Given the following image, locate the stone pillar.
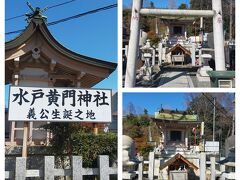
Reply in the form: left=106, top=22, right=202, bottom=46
left=212, top=0, right=225, bottom=70
left=191, top=43, right=196, bottom=66
left=200, top=17, right=203, bottom=43
left=15, top=157, right=26, bottom=180
left=220, top=164, right=225, bottom=172
left=125, top=0, right=142, bottom=87
left=199, top=48, right=202, bottom=65
left=154, top=159, right=160, bottom=177
left=125, top=45, right=128, bottom=57
left=44, top=156, right=55, bottom=180
left=158, top=43, right=163, bottom=65
left=220, top=165, right=225, bottom=180
left=200, top=152, right=206, bottom=180
left=152, top=49, right=156, bottom=66
left=99, top=155, right=117, bottom=180
left=163, top=130, right=166, bottom=146
left=148, top=152, right=155, bottom=180
left=185, top=130, right=188, bottom=147
left=184, top=27, right=187, bottom=39
left=201, top=122, right=205, bottom=136
left=138, top=156, right=143, bottom=180
left=200, top=17, right=203, bottom=29
left=72, top=156, right=83, bottom=180
left=210, top=157, right=216, bottom=180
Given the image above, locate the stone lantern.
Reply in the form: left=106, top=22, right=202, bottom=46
left=197, top=54, right=213, bottom=82
left=122, top=135, right=139, bottom=179
left=138, top=39, right=154, bottom=81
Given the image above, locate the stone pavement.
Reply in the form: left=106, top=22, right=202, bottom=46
left=158, top=70, right=194, bottom=88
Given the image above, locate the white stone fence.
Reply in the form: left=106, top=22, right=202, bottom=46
left=5, top=155, right=117, bottom=180
left=135, top=152, right=233, bottom=180
left=127, top=152, right=156, bottom=180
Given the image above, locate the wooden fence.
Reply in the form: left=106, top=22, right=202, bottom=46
left=5, top=155, right=117, bottom=180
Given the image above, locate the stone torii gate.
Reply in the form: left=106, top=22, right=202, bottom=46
left=125, top=0, right=225, bottom=88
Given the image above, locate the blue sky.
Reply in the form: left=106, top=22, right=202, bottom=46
left=123, top=92, right=189, bottom=115
left=5, top=0, right=118, bottom=90
left=123, top=92, right=235, bottom=116
left=123, top=0, right=190, bottom=9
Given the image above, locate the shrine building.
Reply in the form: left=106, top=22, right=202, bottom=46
left=152, top=110, right=202, bottom=179
left=5, top=12, right=117, bottom=146
left=152, top=110, right=202, bottom=154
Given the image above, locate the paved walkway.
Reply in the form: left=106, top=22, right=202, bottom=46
left=158, top=71, right=194, bottom=88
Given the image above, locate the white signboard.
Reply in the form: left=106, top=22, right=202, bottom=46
left=8, top=86, right=112, bottom=122
left=205, top=141, right=219, bottom=153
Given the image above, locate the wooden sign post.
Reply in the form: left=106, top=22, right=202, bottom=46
left=22, top=122, right=29, bottom=157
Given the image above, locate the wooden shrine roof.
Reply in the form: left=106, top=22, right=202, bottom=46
left=5, top=17, right=117, bottom=87
left=166, top=44, right=191, bottom=56
left=160, top=153, right=198, bottom=170
left=154, top=112, right=198, bottom=122
left=152, top=112, right=201, bottom=128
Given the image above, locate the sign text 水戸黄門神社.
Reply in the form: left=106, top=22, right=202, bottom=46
left=8, top=86, right=112, bottom=122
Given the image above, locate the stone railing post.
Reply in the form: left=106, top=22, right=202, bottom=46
left=44, top=156, right=55, bottom=180
left=148, top=152, right=155, bottom=180
left=200, top=152, right=206, bottom=180
left=72, top=156, right=83, bottom=180
left=15, top=157, right=26, bottom=180
left=138, top=156, right=143, bottom=180
left=98, top=155, right=117, bottom=180
left=210, top=156, right=216, bottom=180
left=220, top=164, right=226, bottom=180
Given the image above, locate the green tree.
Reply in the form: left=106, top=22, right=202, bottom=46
left=144, top=108, right=148, bottom=115
left=43, top=123, right=117, bottom=167
left=178, top=3, right=188, bottom=9
left=72, top=132, right=117, bottom=167
left=126, top=102, right=136, bottom=115
left=123, top=111, right=150, bottom=139
left=149, top=1, right=155, bottom=8
left=140, top=145, right=154, bottom=159
left=147, top=30, right=160, bottom=45
left=190, top=0, right=235, bottom=40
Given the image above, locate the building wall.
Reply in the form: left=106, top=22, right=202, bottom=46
left=8, top=67, right=49, bottom=145
left=109, top=92, right=118, bottom=132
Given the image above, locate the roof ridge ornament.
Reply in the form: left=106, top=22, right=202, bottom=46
left=25, top=1, right=48, bottom=23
